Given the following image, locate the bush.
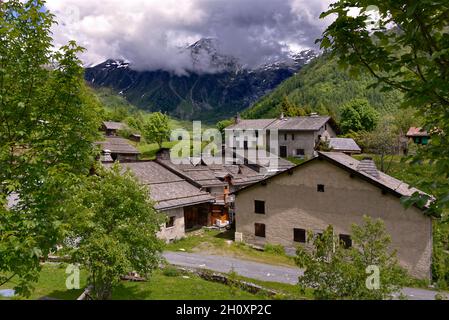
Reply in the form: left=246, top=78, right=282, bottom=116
left=162, top=267, right=181, bottom=278
left=264, top=244, right=285, bottom=256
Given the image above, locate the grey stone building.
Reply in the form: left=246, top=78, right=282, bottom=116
left=225, top=114, right=337, bottom=159
left=233, top=152, right=432, bottom=279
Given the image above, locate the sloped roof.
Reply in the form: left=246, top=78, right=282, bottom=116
left=97, top=137, right=140, bottom=154
left=235, top=152, right=430, bottom=209
left=225, top=116, right=331, bottom=131
left=156, top=156, right=270, bottom=188
left=268, top=116, right=331, bottom=131
left=329, top=138, right=361, bottom=153
left=406, top=127, right=429, bottom=137
left=226, top=119, right=277, bottom=130
left=319, top=152, right=428, bottom=198
left=157, top=159, right=228, bottom=188
left=103, top=121, right=126, bottom=130
left=103, top=161, right=214, bottom=210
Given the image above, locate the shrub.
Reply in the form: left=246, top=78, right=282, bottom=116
left=162, top=267, right=181, bottom=278
left=264, top=244, right=286, bottom=256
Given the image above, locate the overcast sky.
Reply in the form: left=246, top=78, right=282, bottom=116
left=46, top=0, right=334, bottom=73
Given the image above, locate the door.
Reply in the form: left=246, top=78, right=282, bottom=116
left=279, top=146, right=287, bottom=158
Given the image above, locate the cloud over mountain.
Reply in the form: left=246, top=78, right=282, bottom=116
left=46, top=0, right=333, bottom=74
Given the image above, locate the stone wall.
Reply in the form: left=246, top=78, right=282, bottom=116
left=157, top=207, right=185, bottom=242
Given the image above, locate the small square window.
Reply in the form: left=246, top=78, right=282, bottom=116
left=254, top=200, right=265, bottom=214
left=339, top=234, right=352, bottom=248
left=255, top=223, right=266, bottom=238
left=166, top=216, right=175, bottom=228
left=317, top=184, right=325, bottom=192
left=293, top=228, right=306, bottom=243
left=296, top=149, right=305, bottom=156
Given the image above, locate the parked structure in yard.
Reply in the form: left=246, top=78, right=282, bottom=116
left=329, top=138, right=361, bottom=154
left=233, top=152, right=432, bottom=279
left=406, top=127, right=430, bottom=145
left=225, top=114, right=337, bottom=159
left=104, top=161, right=215, bottom=242
left=101, top=121, right=127, bottom=136
left=97, top=136, right=140, bottom=162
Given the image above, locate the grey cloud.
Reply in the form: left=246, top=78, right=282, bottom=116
left=46, top=0, right=333, bottom=73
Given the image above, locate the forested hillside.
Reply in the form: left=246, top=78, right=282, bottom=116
left=243, top=54, right=404, bottom=120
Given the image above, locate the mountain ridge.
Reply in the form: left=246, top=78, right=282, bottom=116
left=84, top=38, right=317, bottom=123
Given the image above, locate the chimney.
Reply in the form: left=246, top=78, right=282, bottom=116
left=156, top=148, right=171, bottom=161
left=279, top=112, right=285, bottom=120
left=234, top=113, right=241, bottom=124
left=357, top=157, right=380, bottom=179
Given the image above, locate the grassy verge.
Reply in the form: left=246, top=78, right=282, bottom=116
left=0, top=263, right=267, bottom=300
left=0, top=263, right=87, bottom=300
left=166, top=229, right=296, bottom=267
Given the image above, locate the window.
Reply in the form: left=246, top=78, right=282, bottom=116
left=291, top=134, right=295, bottom=140
left=284, top=133, right=288, bottom=140
left=293, top=228, right=306, bottom=243
left=255, top=223, right=266, bottom=238
left=317, top=184, right=325, bottom=192
left=295, top=149, right=305, bottom=156
left=315, top=232, right=324, bottom=240
left=254, top=200, right=265, bottom=214
left=339, top=234, right=352, bottom=248
left=166, top=216, right=175, bottom=228
left=244, top=141, right=248, bottom=150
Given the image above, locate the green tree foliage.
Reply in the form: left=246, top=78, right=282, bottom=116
left=361, top=117, right=400, bottom=172
left=433, top=222, right=449, bottom=289
left=279, top=96, right=307, bottom=117
left=243, top=54, right=403, bottom=120
left=143, top=112, right=171, bottom=148
left=339, top=99, right=380, bottom=133
left=0, top=0, right=102, bottom=295
left=216, top=119, right=234, bottom=136
left=295, top=217, right=406, bottom=300
left=67, top=164, right=165, bottom=300
left=319, top=0, right=449, bottom=217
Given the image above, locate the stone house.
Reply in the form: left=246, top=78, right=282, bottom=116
left=225, top=114, right=337, bottom=159
left=104, top=161, right=215, bottom=242
left=406, top=127, right=430, bottom=145
left=233, top=152, right=432, bottom=279
left=155, top=149, right=274, bottom=226
left=101, top=121, right=126, bottom=136
left=96, top=136, right=140, bottom=162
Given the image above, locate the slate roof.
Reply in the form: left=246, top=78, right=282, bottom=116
left=156, top=157, right=269, bottom=188
left=235, top=152, right=430, bottom=207
left=319, top=152, right=427, bottom=198
left=103, top=161, right=214, bottom=210
left=406, top=127, right=429, bottom=137
left=226, top=119, right=277, bottom=130
left=226, top=116, right=331, bottom=131
left=103, top=121, right=126, bottom=131
left=268, top=116, right=331, bottom=131
left=97, top=137, right=140, bottom=154
left=329, top=138, right=362, bottom=153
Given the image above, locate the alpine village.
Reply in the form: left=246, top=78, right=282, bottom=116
left=1, top=0, right=449, bottom=302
